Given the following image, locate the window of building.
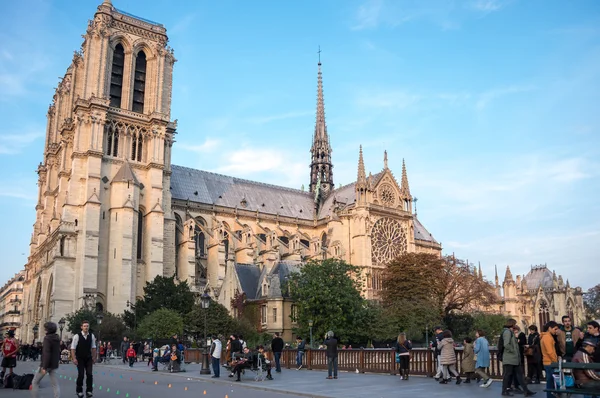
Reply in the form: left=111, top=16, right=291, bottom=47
left=195, top=227, right=205, bottom=258
left=132, top=51, right=146, bottom=113
left=261, top=305, right=267, bottom=324
left=131, top=133, right=143, bottom=162
left=291, top=304, right=297, bottom=322
left=109, top=44, right=125, bottom=108
left=105, top=125, right=119, bottom=157
left=273, top=308, right=277, bottom=323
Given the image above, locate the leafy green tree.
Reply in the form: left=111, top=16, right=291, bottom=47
left=184, top=300, right=237, bottom=339
left=287, top=258, right=368, bottom=344
left=584, top=284, right=600, bottom=320
left=64, top=309, right=125, bottom=342
left=125, top=275, right=195, bottom=328
left=136, top=308, right=183, bottom=340
left=472, top=312, right=507, bottom=341
left=443, top=313, right=474, bottom=341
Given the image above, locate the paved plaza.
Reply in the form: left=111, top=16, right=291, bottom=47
left=1, top=360, right=547, bottom=398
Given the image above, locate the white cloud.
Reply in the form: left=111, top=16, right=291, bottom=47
left=0, top=130, right=44, bottom=155
left=476, top=84, right=536, bottom=109
left=469, top=0, right=507, bottom=14
left=352, top=0, right=384, bottom=30
left=246, top=111, right=312, bottom=124
left=179, top=137, right=220, bottom=153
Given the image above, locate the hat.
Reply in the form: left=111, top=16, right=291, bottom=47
left=6, top=330, right=15, bottom=337
left=582, top=339, right=597, bottom=348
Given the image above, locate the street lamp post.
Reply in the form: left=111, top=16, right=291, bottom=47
left=200, top=293, right=211, bottom=375
left=96, top=312, right=104, bottom=362
left=308, top=320, right=313, bottom=349
left=58, top=318, right=66, bottom=342
left=32, top=323, right=39, bottom=345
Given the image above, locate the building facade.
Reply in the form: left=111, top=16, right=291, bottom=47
left=489, top=265, right=585, bottom=329
left=0, top=271, right=25, bottom=339
left=21, top=0, right=442, bottom=342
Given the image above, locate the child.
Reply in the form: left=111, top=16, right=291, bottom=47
left=126, top=343, right=136, bottom=367
left=461, top=337, right=475, bottom=383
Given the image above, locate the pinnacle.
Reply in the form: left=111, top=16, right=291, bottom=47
left=357, top=145, right=366, bottom=185
left=400, top=158, right=410, bottom=196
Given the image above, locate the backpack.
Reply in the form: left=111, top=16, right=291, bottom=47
left=3, top=373, right=15, bottom=389
left=12, top=374, right=34, bottom=390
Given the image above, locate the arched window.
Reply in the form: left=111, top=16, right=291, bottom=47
left=538, top=300, right=550, bottom=327
left=132, top=51, right=147, bottom=113
left=195, top=226, right=205, bottom=258
left=110, top=44, right=125, bottom=108
left=105, top=125, right=119, bottom=157
left=131, top=132, right=143, bottom=161
left=136, top=208, right=144, bottom=260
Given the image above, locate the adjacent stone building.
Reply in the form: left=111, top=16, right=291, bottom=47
left=21, top=0, right=443, bottom=342
left=0, top=271, right=25, bottom=339
left=489, top=264, right=585, bottom=328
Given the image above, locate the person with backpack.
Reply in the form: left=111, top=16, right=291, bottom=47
left=32, top=322, right=61, bottom=398
left=70, top=320, right=97, bottom=398
left=1, top=330, right=19, bottom=381
left=500, top=319, right=536, bottom=397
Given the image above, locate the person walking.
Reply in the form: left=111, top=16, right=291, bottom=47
left=437, top=330, right=460, bottom=384
left=271, top=333, right=284, bottom=373
left=324, top=331, right=338, bottom=379
left=461, top=337, right=475, bottom=383
left=525, top=325, right=543, bottom=384
left=119, top=337, right=128, bottom=364
left=210, top=335, right=222, bottom=378
left=32, top=322, right=61, bottom=398
left=432, top=326, right=444, bottom=381
left=70, top=320, right=97, bottom=398
left=126, top=343, right=136, bottom=367
left=474, top=329, right=493, bottom=388
left=500, top=319, right=536, bottom=397
left=296, top=337, right=305, bottom=370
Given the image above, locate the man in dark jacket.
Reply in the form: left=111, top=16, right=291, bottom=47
left=324, top=331, right=338, bottom=379
left=296, top=337, right=306, bottom=370
left=432, top=326, right=444, bottom=380
left=271, top=333, right=284, bottom=373
left=32, top=322, right=61, bottom=398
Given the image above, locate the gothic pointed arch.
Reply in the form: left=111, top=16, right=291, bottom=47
left=132, top=50, right=147, bottom=113
left=33, top=277, right=42, bottom=322
left=45, top=274, right=53, bottom=319
left=110, top=43, right=125, bottom=108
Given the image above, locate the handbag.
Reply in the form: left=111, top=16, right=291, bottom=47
left=395, top=353, right=400, bottom=363
left=524, top=347, right=534, bottom=356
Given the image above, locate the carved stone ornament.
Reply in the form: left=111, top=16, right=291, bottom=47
left=370, top=217, right=407, bottom=265
left=379, top=183, right=396, bottom=207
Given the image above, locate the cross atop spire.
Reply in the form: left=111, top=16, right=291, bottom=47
left=309, top=55, right=333, bottom=195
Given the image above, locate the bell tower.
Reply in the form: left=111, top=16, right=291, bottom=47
left=24, top=0, right=177, bottom=339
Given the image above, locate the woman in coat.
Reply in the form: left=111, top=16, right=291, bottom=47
left=474, top=329, right=493, bottom=388
left=394, top=333, right=412, bottom=380
left=438, top=330, right=461, bottom=384
left=461, top=337, right=476, bottom=382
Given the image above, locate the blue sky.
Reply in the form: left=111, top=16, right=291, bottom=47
left=0, top=0, right=599, bottom=289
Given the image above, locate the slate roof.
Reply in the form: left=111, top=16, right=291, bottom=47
left=413, top=217, right=439, bottom=244
left=234, top=263, right=261, bottom=299
left=171, top=165, right=314, bottom=220
left=523, top=266, right=554, bottom=290
left=112, top=162, right=140, bottom=185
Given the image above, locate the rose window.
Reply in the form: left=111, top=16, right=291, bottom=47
left=371, top=217, right=407, bottom=265
left=379, top=184, right=396, bottom=207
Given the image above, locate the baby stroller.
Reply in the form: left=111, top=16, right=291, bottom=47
left=60, top=349, right=70, bottom=364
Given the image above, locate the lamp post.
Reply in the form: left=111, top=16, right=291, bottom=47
left=58, top=318, right=66, bottom=342
left=96, top=312, right=104, bottom=363
left=200, top=292, right=211, bottom=375
left=33, top=323, right=39, bottom=344
left=308, top=319, right=313, bottom=349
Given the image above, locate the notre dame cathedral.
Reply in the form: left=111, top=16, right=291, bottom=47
left=21, top=0, right=441, bottom=341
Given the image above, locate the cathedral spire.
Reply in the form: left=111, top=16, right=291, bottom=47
left=309, top=55, right=333, bottom=194
left=400, top=158, right=411, bottom=197
left=495, top=264, right=499, bottom=287
left=357, top=145, right=366, bottom=185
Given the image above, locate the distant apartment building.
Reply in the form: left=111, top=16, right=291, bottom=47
left=0, top=271, right=25, bottom=340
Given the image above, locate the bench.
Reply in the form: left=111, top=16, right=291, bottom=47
left=543, top=361, right=600, bottom=397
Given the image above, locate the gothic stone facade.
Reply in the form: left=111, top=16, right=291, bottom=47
left=487, top=265, right=585, bottom=329
left=21, top=1, right=441, bottom=342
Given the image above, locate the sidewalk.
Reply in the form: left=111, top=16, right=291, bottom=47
left=100, top=361, right=546, bottom=398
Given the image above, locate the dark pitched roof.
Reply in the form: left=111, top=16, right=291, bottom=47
left=112, top=162, right=140, bottom=185
left=234, top=263, right=261, bottom=299
left=523, top=266, right=554, bottom=290
left=413, top=217, right=439, bottom=244
left=171, top=165, right=314, bottom=220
